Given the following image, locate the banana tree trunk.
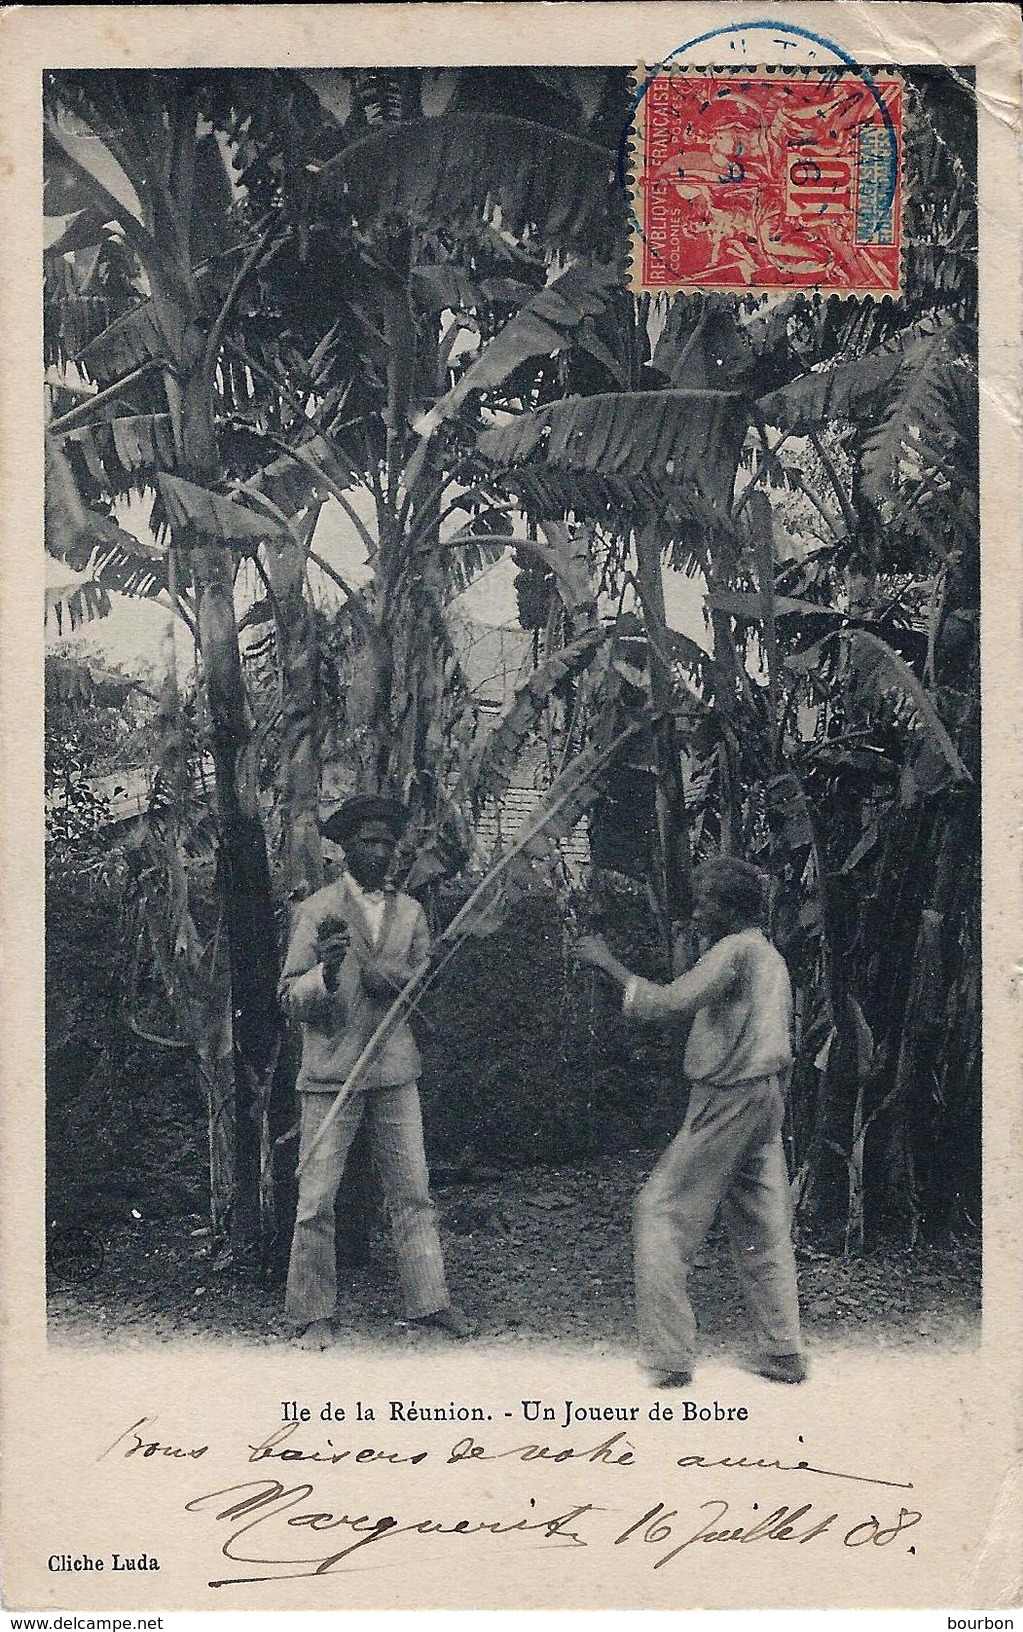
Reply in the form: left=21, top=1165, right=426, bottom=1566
left=192, top=539, right=280, bottom=1259
left=390, top=483, right=449, bottom=830
left=747, top=491, right=783, bottom=765
left=198, top=1003, right=236, bottom=1241
left=141, top=892, right=236, bottom=1243
left=263, top=512, right=324, bottom=902
left=262, top=516, right=334, bottom=1275
left=147, top=611, right=238, bottom=1240
left=635, top=519, right=693, bottom=961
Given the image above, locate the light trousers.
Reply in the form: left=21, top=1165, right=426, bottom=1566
left=285, top=1081, right=449, bottom=1326
left=634, top=1074, right=803, bottom=1372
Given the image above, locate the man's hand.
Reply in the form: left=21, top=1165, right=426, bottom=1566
left=317, top=917, right=350, bottom=992
left=575, top=931, right=633, bottom=992
left=574, top=932, right=615, bottom=973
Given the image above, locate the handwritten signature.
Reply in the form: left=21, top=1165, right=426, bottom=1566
left=185, top=1478, right=601, bottom=1586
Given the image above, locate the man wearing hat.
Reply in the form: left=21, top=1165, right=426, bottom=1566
left=280, top=793, right=470, bottom=1349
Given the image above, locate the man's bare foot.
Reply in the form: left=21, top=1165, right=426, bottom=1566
left=292, top=1318, right=335, bottom=1350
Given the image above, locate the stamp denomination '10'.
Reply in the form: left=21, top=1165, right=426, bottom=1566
left=630, top=67, right=903, bottom=296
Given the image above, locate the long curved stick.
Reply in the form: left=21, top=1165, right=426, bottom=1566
left=294, top=721, right=640, bottom=1176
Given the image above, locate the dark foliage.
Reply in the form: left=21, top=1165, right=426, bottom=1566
left=45, top=852, right=202, bottom=1236
left=419, top=888, right=682, bottom=1169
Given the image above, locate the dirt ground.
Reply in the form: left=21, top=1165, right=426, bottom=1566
left=47, top=1155, right=980, bottom=1358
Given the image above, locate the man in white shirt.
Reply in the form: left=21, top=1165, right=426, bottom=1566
left=576, top=857, right=805, bottom=1388
left=280, top=794, right=470, bottom=1349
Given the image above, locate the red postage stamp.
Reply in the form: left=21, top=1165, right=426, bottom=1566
left=629, top=67, right=903, bottom=296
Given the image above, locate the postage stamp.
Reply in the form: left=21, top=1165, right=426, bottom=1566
left=629, top=66, right=904, bottom=296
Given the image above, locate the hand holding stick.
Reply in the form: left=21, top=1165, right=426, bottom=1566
left=574, top=932, right=614, bottom=973
left=317, top=915, right=350, bottom=989
left=574, top=932, right=631, bottom=991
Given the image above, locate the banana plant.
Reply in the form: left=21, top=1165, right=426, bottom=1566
left=44, top=70, right=290, bottom=1255
left=211, top=67, right=632, bottom=879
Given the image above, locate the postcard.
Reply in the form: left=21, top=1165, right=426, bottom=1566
left=1, top=2, right=1021, bottom=1615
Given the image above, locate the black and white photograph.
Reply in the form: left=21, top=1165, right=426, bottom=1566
left=3, top=2, right=1021, bottom=1616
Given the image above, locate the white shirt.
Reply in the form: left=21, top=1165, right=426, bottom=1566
left=344, top=873, right=387, bottom=948
left=622, top=928, right=793, bottom=1087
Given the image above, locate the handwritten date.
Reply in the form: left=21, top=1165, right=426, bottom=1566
left=615, top=1498, right=922, bottom=1567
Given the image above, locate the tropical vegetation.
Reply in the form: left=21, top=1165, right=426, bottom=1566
left=43, top=64, right=980, bottom=1268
